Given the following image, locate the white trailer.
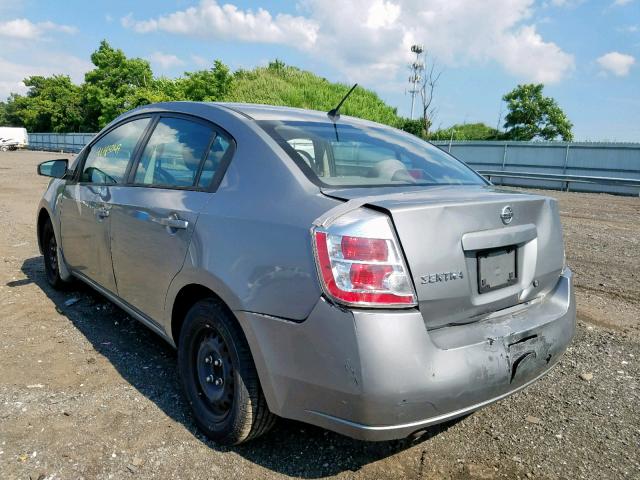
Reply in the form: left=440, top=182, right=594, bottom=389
left=0, top=127, right=28, bottom=150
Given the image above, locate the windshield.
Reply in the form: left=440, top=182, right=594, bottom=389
left=258, top=120, right=486, bottom=188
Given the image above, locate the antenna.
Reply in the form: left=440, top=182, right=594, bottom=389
left=408, top=44, right=424, bottom=119
left=328, top=83, right=358, bottom=121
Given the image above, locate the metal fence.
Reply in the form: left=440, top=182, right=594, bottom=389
left=28, top=133, right=96, bottom=153
left=432, top=141, right=640, bottom=195
left=26, top=133, right=640, bottom=195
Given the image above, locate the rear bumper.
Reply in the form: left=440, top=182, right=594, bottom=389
left=236, top=268, right=575, bottom=441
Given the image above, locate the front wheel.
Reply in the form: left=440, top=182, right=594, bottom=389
left=42, top=219, right=69, bottom=289
left=178, top=299, right=276, bottom=445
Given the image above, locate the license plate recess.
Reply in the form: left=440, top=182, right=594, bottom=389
left=477, top=246, right=517, bottom=293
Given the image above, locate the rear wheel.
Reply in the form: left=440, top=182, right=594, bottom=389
left=42, top=220, right=68, bottom=289
left=178, top=298, right=276, bottom=445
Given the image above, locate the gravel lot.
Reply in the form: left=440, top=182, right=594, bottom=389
left=0, top=150, right=638, bottom=480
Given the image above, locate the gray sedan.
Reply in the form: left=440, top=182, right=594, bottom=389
left=36, top=102, right=575, bottom=445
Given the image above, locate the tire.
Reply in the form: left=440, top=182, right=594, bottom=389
left=42, top=219, right=69, bottom=289
left=0, top=146, right=8, bottom=152
left=178, top=298, right=276, bottom=445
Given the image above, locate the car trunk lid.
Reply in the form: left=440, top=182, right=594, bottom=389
left=322, top=185, right=565, bottom=329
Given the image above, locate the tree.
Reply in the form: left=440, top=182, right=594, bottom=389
left=0, top=101, right=7, bottom=125
left=226, top=62, right=400, bottom=126
left=502, top=84, right=573, bottom=141
left=27, top=75, right=84, bottom=132
left=0, top=97, right=22, bottom=126
left=418, top=52, right=442, bottom=139
left=399, top=118, right=426, bottom=138
left=179, top=60, right=232, bottom=101
left=407, top=48, right=442, bottom=139
left=431, top=123, right=501, bottom=141
left=0, top=76, right=84, bottom=132
left=1, top=94, right=29, bottom=127
left=1, top=42, right=407, bottom=133
left=83, top=40, right=154, bottom=129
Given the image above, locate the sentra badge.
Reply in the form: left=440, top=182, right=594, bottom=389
left=420, top=271, right=464, bottom=284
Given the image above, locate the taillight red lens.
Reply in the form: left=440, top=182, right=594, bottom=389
left=313, top=222, right=416, bottom=308
left=341, top=236, right=388, bottom=261
left=349, top=264, right=393, bottom=290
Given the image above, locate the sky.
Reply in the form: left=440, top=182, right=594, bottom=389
left=0, top=0, right=638, bottom=141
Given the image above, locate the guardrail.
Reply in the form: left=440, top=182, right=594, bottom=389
left=478, top=170, right=640, bottom=196
left=25, top=133, right=640, bottom=196
left=433, top=140, right=640, bottom=196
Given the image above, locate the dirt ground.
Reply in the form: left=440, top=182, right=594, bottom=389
left=0, top=150, right=638, bottom=480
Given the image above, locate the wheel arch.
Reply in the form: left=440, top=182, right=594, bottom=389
left=172, top=282, right=278, bottom=442
left=170, top=283, right=245, bottom=349
left=37, top=207, right=52, bottom=255
left=165, top=270, right=280, bottom=417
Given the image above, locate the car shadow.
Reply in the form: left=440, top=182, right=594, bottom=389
left=11, top=255, right=459, bottom=478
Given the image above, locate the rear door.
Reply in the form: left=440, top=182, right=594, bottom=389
left=59, top=117, right=151, bottom=292
left=109, top=115, right=234, bottom=323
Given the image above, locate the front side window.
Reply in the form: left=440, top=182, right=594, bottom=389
left=258, top=120, right=487, bottom=188
left=133, top=117, right=214, bottom=188
left=81, top=118, right=150, bottom=184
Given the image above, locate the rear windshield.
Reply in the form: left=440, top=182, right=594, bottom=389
left=258, top=120, right=486, bottom=188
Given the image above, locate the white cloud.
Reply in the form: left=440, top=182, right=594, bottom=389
left=612, top=0, right=633, bottom=6
left=122, top=0, right=575, bottom=86
left=0, top=58, right=31, bottom=98
left=366, top=1, right=401, bottom=29
left=0, top=15, right=88, bottom=99
left=191, top=55, right=210, bottom=67
left=597, top=51, right=636, bottom=76
left=304, top=0, right=574, bottom=85
left=121, top=1, right=318, bottom=49
left=148, top=51, right=185, bottom=70
left=493, top=25, right=575, bottom=83
left=0, top=18, right=76, bottom=40
left=617, top=24, right=639, bottom=33
left=0, top=53, right=91, bottom=99
left=546, top=0, right=584, bottom=7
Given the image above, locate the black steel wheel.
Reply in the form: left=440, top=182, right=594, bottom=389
left=42, top=219, right=68, bottom=289
left=194, top=330, right=235, bottom=420
left=178, top=298, right=276, bottom=445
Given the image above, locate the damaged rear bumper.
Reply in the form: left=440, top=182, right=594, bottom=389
left=236, top=268, right=576, bottom=441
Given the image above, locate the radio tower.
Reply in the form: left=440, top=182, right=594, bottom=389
left=408, top=44, right=424, bottom=120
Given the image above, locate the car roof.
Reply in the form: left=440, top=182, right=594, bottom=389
left=214, top=102, right=382, bottom=127
left=213, top=103, right=324, bottom=120
left=118, top=101, right=390, bottom=131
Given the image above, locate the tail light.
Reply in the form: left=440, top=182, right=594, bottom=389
left=312, top=208, right=417, bottom=308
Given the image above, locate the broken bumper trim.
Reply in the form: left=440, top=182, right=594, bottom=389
left=305, top=353, right=562, bottom=441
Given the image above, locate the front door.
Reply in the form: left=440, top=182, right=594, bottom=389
left=59, top=183, right=116, bottom=291
left=59, top=117, right=151, bottom=292
left=109, top=116, right=227, bottom=323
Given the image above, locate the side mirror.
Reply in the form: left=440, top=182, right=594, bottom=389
left=37, top=159, right=69, bottom=179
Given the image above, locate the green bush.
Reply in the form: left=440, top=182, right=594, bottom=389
left=0, top=44, right=404, bottom=132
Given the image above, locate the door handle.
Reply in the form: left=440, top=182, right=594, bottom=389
left=158, top=216, right=189, bottom=230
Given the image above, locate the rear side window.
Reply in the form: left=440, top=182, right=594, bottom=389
left=197, top=134, right=232, bottom=189
left=81, top=118, right=150, bottom=184
left=133, top=117, right=214, bottom=188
